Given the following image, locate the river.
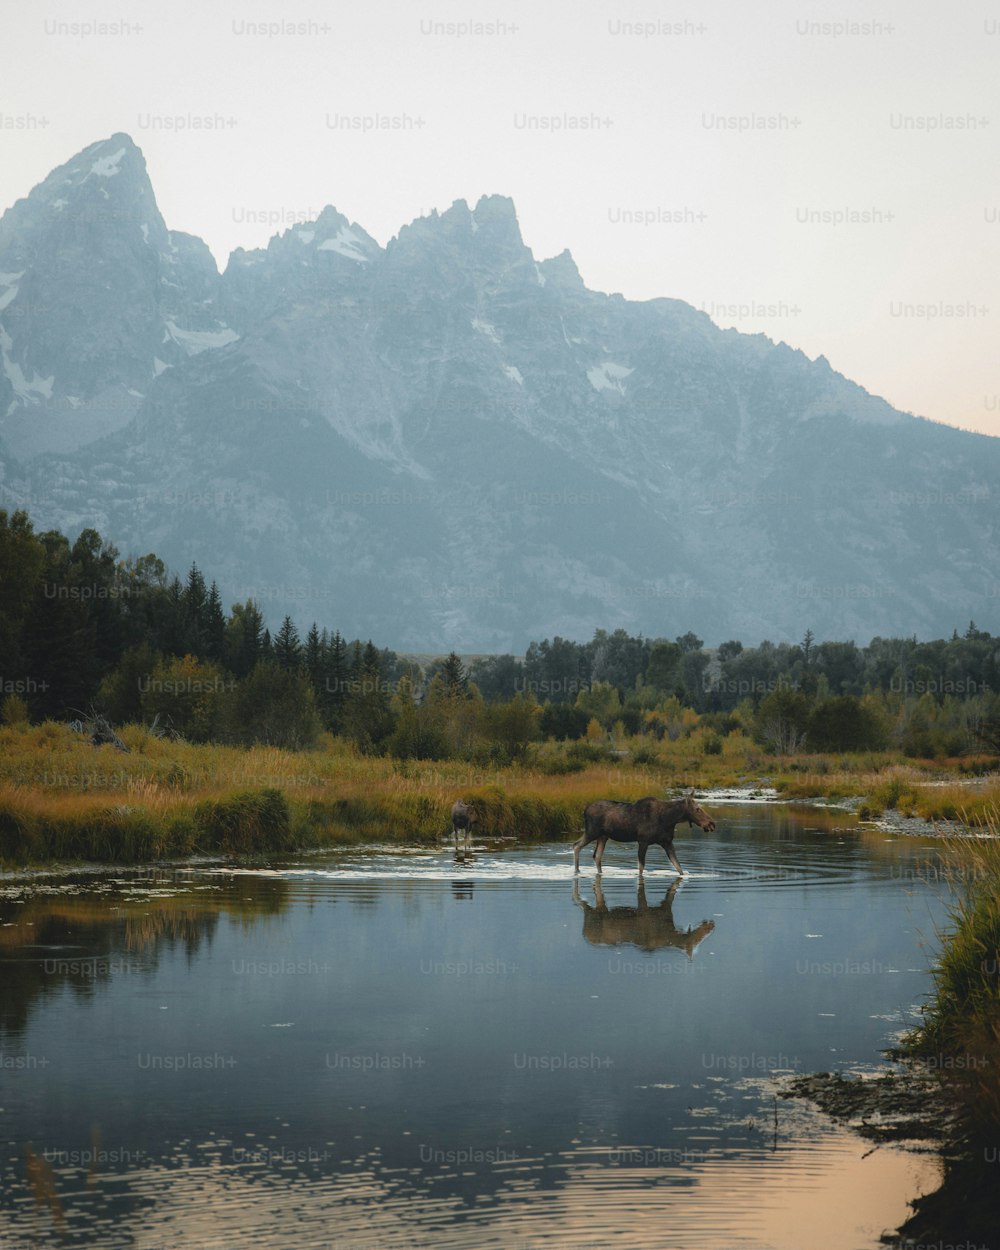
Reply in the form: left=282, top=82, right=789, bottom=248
left=0, top=804, right=957, bottom=1248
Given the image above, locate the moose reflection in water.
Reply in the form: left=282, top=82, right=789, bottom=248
left=573, top=877, right=716, bottom=958
left=573, top=796, right=717, bottom=875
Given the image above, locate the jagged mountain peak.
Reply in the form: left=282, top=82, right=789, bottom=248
left=288, top=206, right=381, bottom=263
left=390, top=193, right=525, bottom=253
left=0, top=132, right=236, bottom=454
left=538, top=248, right=584, bottom=289
left=224, top=204, right=382, bottom=273
left=0, top=131, right=162, bottom=247
left=29, top=131, right=147, bottom=195
left=383, top=194, right=535, bottom=299
left=61, top=131, right=146, bottom=179
left=472, top=192, right=519, bottom=223
left=1, top=135, right=998, bottom=649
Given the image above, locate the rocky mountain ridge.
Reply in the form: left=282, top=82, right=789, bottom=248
left=0, top=133, right=996, bottom=650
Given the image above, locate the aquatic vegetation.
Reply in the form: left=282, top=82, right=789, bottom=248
left=903, top=814, right=1000, bottom=1138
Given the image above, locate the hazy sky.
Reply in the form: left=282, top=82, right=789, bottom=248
left=3, top=0, right=998, bottom=436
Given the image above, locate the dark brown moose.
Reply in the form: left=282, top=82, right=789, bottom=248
left=572, top=796, right=716, bottom=875
left=450, top=799, right=479, bottom=850
left=573, top=876, right=715, bottom=957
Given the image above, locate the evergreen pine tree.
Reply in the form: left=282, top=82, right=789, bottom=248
left=304, top=623, right=324, bottom=701
left=0, top=510, right=45, bottom=679
left=273, top=616, right=302, bottom=670
left=224, top=599, right=265, bottom=678
left=341, top=641, right=392, bottom=752
left=439, top=651, right=469, bottom=697
left=22, top=530, right=97, bottom=717
left=322, top=630, right=349, bottom=731
left=204, top=581, right=227, bottom=663
left=161, top=576, right=187, bottom=656
left=183, top=564, right=208, bottom=654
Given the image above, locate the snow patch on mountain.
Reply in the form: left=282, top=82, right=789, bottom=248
left=587, top=362, right=633, bottom=394
left=317, top=226, right=370, bottom=262
left=472, top=318, right=501, bottom=345
left=164, top=320, right=240, bottom=356
left=0, top=272, right=22, bottom=313
left=1, top=328, right=55, bottom=410
left=89, top=146, right=127, bottom=179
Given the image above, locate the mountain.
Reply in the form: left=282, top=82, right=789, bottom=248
left=1, top=133, right=997, bottom=651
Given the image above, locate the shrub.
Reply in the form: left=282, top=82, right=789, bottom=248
left=808, top=696, right=889, bottom=752
left=566, top=740, right=615, bottom=765
left=225, top=662, right=322, bottom=750
left=193, top=788, right=293, bottom=854
left=138, top=654, right=230, bottom=741
left=540, top=703, right=589, bottom=740
left=536, top=754, right=588, bottom=775
left=1, top=694, right=29, bottom=726
left=753, top=687, right=811, bottom=753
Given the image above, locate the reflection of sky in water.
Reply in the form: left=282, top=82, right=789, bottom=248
left=0, top=807, right=956, bottom=1248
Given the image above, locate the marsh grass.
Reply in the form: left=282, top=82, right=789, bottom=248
left=1, top=720, right=998, bottom=865
left=901, top=811, right=1000, bottom=1140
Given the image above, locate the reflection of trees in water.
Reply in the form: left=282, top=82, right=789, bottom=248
left=0, top=875, right=289, bottom=1041
left=24, top=1143, right=66, bottom=1240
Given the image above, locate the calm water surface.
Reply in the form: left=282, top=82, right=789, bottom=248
left=0, top=805, right=959, bottom=1248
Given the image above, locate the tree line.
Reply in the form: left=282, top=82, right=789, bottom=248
left=1, top=510, right=997, bottom=758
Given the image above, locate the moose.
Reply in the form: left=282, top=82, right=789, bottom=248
left=572, top=795, right=716, bottom=875
left=449, top=799, right=480, bottom=850
left=573, top=876, right=715, bottom=958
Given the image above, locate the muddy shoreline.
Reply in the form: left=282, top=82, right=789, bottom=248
left=781, top=1067, right=957, bottom=1147
left=782, top=1068, right=999, bottom=1247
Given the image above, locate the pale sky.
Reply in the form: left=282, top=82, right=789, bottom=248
left=3, top=0, right=998, bottom=435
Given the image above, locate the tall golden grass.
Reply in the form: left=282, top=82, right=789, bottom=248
left=902, top=812, right=1000, bottom=1139
left=1, top=720, right=997, bottom=864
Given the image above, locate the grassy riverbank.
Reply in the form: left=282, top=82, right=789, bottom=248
left=1, top=719, right=997, bottom=865
left=902, top=830, right=1000, bottom=1135
left=788, top=825, right=1000, bottom=1245
left=0, top=721, right=674, bottom=863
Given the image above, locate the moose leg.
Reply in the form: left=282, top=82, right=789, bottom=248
left=573, top=831, right=595, bottom=873
left=665, top=841, right=684, bottom=876
left=637, top=842, right=649, bottom=875
left=593, top=837, right=608, bottom=873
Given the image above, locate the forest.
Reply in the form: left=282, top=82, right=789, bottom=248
left=2, top=509, right=998, bottom=761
